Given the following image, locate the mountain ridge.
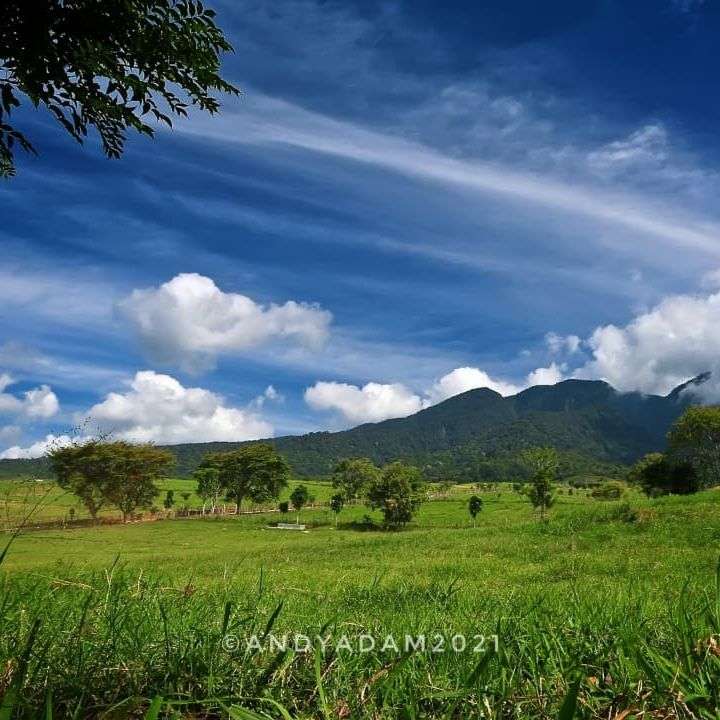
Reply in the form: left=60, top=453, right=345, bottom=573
left=1, top=375, right=709, bottom=479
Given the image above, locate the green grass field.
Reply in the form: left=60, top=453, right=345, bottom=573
left=0, top=477, right=335, bottom=527
left=1, top=484, right=719, bottom=718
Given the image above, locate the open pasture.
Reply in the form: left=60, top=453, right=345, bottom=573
left=1, top=486, right=719, bottom=718
left=0, top=477, right=335, bottom=528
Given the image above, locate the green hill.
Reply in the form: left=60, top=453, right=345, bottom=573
left=0, top=377, right=705, bottom=480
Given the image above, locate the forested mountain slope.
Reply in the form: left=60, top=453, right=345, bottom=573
left=1, top=377, right=705, bottom=480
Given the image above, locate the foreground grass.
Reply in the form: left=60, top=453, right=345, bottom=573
left=1, top=489, right=719, bottom=717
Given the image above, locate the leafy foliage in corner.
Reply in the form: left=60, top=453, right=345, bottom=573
left=0, top=0, right=238, bottom=176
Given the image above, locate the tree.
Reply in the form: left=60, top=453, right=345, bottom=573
left=366, top=462, right=425, bottom=529
left=278, top=500, right=289, bottom=517
left=103, top=443, right=174, bottom=521
left=49, top=440, right=115, bottom=521
left=329, top=492, right=344, bottom=528
left=51, top=441, right=173, bottom=522
left=202, top=444, right=290, bottom=514
left=468, top=495, right=483, bottom=527
left=289, top=485, right=310, bottom=525
left=163, top=489, right=175, bottom=511
left=193, top=466, right=221, bottom=514
left=0, top=0, right=239, bottom=178
left=627, top=452, right=699, bottom=496
left=667, top=406, right=720, bottom=489
left=332, top=458, right=379, bottom=502
left=521, top=447, right=558, bottom=521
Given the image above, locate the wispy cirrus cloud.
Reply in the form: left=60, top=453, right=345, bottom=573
left=179, top=93, right=720, bottom=256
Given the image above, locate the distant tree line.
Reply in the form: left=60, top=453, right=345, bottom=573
left=48, top=440, right=428, bottom=530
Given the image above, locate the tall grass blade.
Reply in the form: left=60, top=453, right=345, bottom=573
left=0, top=617, right=41, bottom=720
left=557, top=679, right=580, bottom=720
left=145, top=695, right=163, bottom=719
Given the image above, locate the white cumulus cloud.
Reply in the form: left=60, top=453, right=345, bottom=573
left=0, top=374, right=59, bottom=419
left=304, top=381, right=424, bottom=424
left=425, top=367, right=521, bottom=404
left=0, top=433, right=76, bottom=460
left=575, top=289, right=720, bottom=395
left=305, top=363, right=569, bottom=424
left=85, top=370, right=273, bottom=444
left=252, top=385, right=284, bottom=408
left=119, top=273, right=332, bottom=372
left=526, top=362, right=566, bottom=387
left=545, top=332, right=581, bottom=355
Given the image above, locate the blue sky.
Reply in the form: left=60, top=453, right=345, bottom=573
left=3, top=0, right=720, bottom=456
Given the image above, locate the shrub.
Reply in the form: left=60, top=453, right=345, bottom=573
left=591, top=481, right=626, bottom=500
left=628, top=453, right=699, bottom=496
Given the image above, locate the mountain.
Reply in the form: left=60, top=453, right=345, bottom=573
left=0, top=376, right=706, bottom=480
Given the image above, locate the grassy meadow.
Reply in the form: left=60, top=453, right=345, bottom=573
left=0, top=477, right=335, bottom=528
left=1, top=483, right=719, bottom=718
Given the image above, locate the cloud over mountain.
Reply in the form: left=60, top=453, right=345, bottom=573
left=575, top=289, right=720, bottom=395
left=305, top=381, right=424, bottom=424
left=305, top=363, right=568, bottom=424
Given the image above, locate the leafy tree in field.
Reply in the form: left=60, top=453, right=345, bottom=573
left=627, top=452, right=699, bottom=496
left=278, top=500, right=289, bottom=517
left=366, top=461, right=425, bottom=529
left=468, top=495, right=483, bottom=527
left=104, top=444, right=174, bottom=521
left=667, top=406, right=720, bottom=489
left=49, top=440, right=114, bottom=521
left=0, top=0, right=238, bottom=177
left=51, top=441, right=174, bottom=522
left=202, top=444, right=290, bottom=514
left=193, top=467, right=221, bottom=514
left=289, top=485, right=310, bottom=525
left=332, top=458, right=379, bottom=502
left=329, top=492, right=344, bottom=527
left=163, top=489, right=175, bottom=511
left=521, top=447, right=558, bottom=521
